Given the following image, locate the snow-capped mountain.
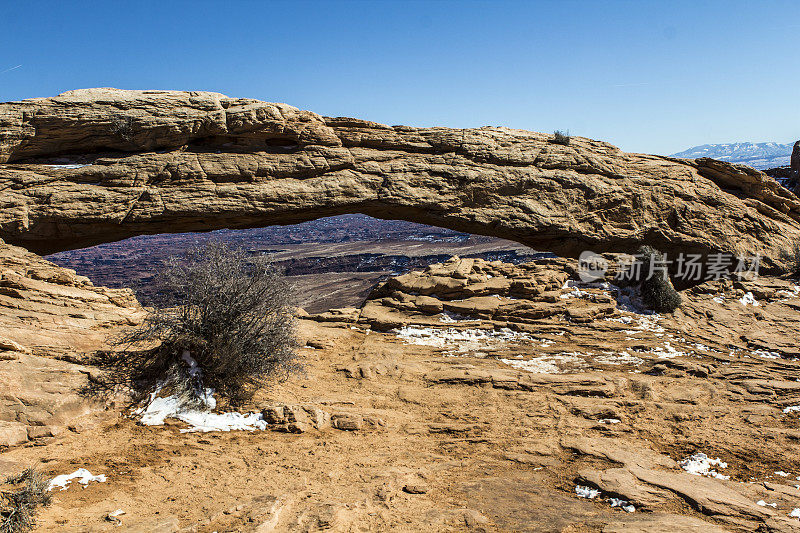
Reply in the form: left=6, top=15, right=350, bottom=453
left=669, top=142, right=793, bottom=170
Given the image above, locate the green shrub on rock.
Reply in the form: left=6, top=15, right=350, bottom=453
left=551, top=130, right=571, bottom=146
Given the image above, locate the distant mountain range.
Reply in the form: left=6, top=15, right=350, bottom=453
left=669, top=142, right=793, bottom=170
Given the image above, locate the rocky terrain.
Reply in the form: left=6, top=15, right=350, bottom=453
left=2, top=240, right=800, bottom=531
left=2, top=89, right=800, bottom=532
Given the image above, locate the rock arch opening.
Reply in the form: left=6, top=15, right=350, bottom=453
left=44, top=214, right=544, bottom=313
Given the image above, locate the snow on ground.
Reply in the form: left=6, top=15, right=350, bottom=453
left=561, top=280, right=654, bottom=317
left=595, top=351, right=645, bottom=365
left=777, top=285, right=800, bottom=299
left=47, top=469, right=107, bottom=491
left=560, top=280, right=593, bottom=300
left=575, top=485, right=600, bottom=499
left=678, top=453, right=730, bottom=480
left=791, top=508, right=800, bottom=519
left=647, top=342, right=686, bottom=359
left=739, top=292, right=759, bottom=306
left=754, top=350, right=781, bottom=359
left=609, top=497, right=635, bottom=513
left=46, top=164, right=90, bottom=169
left=137, top=391, right=267, bottom=433
left=500, top=353, right=585, bottom=374
left=783, top=406, right=800, bottom=413
left=394, top=326, right=537, bottom=355
left=438, top=311, right=476, bottom=323
left=575, top=485, right=634, bottom=512
left=605, top=314, right=664, bottom=335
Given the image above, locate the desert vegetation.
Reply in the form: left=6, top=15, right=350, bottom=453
left=113, top=241, right=299, bottom=405
left=551, top=129, right=571, bottom=145
left=637, top=245, right=683, bottom=313
left=784, top=240, right=800, bottom=276
left=0, top=469, right=51, bottom=533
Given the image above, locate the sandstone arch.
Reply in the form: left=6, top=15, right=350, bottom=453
left=1, top=88, right=799, bottom=271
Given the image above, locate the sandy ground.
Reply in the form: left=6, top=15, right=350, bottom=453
left=5, top=306, right=800, bottom=532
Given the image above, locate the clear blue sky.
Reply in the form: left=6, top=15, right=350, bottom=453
left=1, top=0, right=797, bottom=154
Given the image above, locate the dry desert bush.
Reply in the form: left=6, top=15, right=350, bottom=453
left=0, top=468, right=51, bottom=533
left=113, top=241, right=299, bottom=405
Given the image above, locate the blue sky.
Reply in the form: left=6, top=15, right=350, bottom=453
left=1, top=0, right=797, bottom=154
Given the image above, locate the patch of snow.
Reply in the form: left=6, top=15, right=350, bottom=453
left=777, top=285, right=800, bottom=298
left=775, top=471, right=790, bottom=477
left=754, top=350, right=781, bottom=359
left=560, top=280, right=591, bottom=300
left=575, top=485, right=600, bottom=499
left=739, top=292, right=759, bottom=306
left=609, top=498, right=635, bottom=512
left=137, top=391, right=266, bottom=433
left=500, top=353, right=585, bottom=374
left=791, top=508, right=800, bottom=519
left=649, top=342, right=686, bottom=359
left=181, top=350, right=202, bottom=378
left=394, top=326, right=535, bottom=354
left=46, top=163, right=90, bottom=169
left=679, top=452, right=730, bottom=480
left=135, top=385, right=266, bottom=433
left=599, top=418, right=620, bottom=424
left=438, top=311, right=475, bottom=323
left=47, top=469, right=107, bottom=491
left=783, top=406, right=800, bottom=414
left=713, top=296, right=725, bottom=303
left=595, top=351, right=644, bottom=366
left=757, top=500, right=777, bottom=508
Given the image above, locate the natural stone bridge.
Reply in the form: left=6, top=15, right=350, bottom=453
left=1, top=88, right=799, bottom=271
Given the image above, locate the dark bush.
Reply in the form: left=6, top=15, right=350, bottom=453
left=551, top=130, right=571, bottom=146
left=114, top=241, right=299, bottom=405
left=784, top=241, right=800, bottom=276
left=1, top=468, right=51, bottom=533
left=637, top=245, right=682, bottom=313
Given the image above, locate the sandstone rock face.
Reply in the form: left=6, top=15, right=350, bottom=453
left=0, top=237, right=143, bottom=447
left=1, top=89, right=799, bottom=271
left=353, top=256, right=620, bottom=330
left=0, top=237, right=143, bottom=357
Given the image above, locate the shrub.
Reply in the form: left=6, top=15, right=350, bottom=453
left=0, top=468, right=51, bottom=533
left=637, top=245, right=682, bottom=313
left=114, top=241, right=299, bottom=405
left=551, top=130, right=571, bottom=146
left=784, top=240, right=800, bottom=276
